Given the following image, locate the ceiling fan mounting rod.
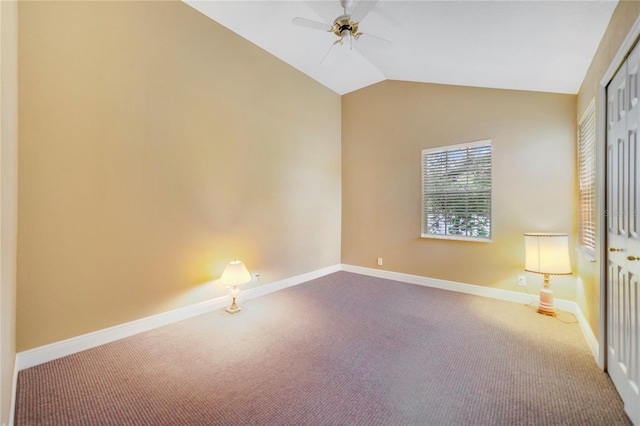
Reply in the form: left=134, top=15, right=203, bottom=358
left=340, top=0, right=354, bottom=14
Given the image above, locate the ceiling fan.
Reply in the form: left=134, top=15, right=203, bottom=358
left=292, top=0, right=389, bottom=62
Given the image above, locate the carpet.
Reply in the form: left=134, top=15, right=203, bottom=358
left=15, top=272, right=631, bottom=425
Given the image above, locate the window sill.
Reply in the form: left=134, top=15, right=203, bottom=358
left=576, top=246, right=596, bottom=262
left=421, top=234, right=492, bottom=243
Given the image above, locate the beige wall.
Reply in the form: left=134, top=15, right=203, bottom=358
left=17, top=1, right=342, bottom=351
left=575, top=0, right=640, bottom=338
left=577, top=1, right=640, bottom=117
left=1, top=0, right=18, bottom=423
left=16, top=0, right=633, bottom=359
left=342, top=81, right=576, bottom=298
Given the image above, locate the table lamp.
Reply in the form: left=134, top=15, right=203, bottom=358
left=220, top=259, right=252, bottom=314
left=524, top=233, right=572, bottom=316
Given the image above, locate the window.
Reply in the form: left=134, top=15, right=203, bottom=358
left=578, top=100, right=596, bottom=257
left=422, top=140, right=492, bottom=241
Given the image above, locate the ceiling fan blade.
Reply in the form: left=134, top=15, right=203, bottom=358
left=350, top=0, right=379, bottom=24
left=321, top=40, right=341, bottom=65
left=359, top=32, right=392, bottom=45
left=292, top=17, right=332, bottom=32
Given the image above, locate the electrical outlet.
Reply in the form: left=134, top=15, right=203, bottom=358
left=253, top=273, right=261, bottom=283
left=517, top=275, right=526, bottom=287
left=377, top=258, right=383, bottom=266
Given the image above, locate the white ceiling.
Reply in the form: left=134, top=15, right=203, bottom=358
left=183, top=0, right=618, bottom=95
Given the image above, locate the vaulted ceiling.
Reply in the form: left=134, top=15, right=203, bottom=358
left=184, top=0, right=618, bottom=95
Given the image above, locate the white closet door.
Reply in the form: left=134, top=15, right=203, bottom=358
left=607, top=39, right=640, bottom=426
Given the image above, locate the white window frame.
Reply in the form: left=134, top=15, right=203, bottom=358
left=577, top=99, right=596, bottom=260
left=421, top=140, right=492, bottom=242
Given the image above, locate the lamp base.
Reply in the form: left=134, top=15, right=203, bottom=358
left=538, top=287, right=556, bottom=316
left=224, top=297, right=242, bottom=315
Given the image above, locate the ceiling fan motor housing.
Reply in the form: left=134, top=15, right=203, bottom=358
left=332, top=15, right=361, bottom=39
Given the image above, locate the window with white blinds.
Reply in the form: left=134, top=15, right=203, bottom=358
left=578, top=100, right=596, bottom=256
left=422, top=140, right=492, bottom=241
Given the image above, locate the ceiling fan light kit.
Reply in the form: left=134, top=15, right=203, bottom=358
left=332, top=15, right=362, bottom=46
left=292, top=0, right=386, bottom=56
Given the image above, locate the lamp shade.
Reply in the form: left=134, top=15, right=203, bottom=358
left=220, top=260, right=252, bottom=287
left=524, top=233, right=572, bottom=275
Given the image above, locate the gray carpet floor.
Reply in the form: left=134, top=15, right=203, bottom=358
left=15, top=272, right=631, bottom=425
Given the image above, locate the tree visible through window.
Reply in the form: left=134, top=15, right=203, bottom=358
left=422, top=140, right=492, bottom=241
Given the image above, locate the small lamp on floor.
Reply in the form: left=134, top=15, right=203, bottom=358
left=220, top=259, right=252, bottom=314
left=524, top=233, right=572, bottom=316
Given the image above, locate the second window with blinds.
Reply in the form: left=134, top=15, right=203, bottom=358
left=422, top=140, right=492, bottom=242
left=578, top=100, right=596, bottom=259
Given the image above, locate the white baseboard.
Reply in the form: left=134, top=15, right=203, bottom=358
left=14, top=264, right=342, bottom=373
left=247, top=264, right=341, bottom=300
left=573, top=303, right=599, bottom=359
left=15, top=296, right=228, bottom=371
left=13, top=262, right=598, bottom=374
left=340, top=264, right=599, bottom=360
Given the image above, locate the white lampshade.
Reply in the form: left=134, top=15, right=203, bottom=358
left=524, top=233, right=572, bottom=275
left=220, top=260, right=252, bottom=287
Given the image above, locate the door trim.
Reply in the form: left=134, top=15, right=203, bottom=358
left=599, top=14, right=640, bottom=370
